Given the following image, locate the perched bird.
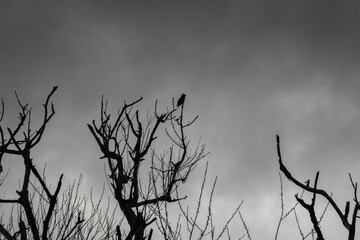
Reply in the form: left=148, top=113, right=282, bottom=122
left=177, top=94, right=186, bottom=107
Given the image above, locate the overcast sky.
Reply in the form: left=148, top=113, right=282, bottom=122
left=1, top=1, right=360, bottom=239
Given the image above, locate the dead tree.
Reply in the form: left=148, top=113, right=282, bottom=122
left=0, top=87, right=116, bottom=240
left=276, top=135, right=360, bottom=240
left=0, top=86, right=63, bottom=240
left=88, top=95, right=206, bottom=240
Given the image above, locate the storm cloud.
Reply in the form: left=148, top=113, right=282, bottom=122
left=1, top=1, right=360, bottom=239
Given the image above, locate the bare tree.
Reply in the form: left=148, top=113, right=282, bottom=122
left=88, top=95, right=207, bottom=240
left=276, top=135, right=359, bottom=240
left=6, top=87, right=339, bottom=240
left=0, top=86, right=61, bottom=240
left=0, top=87, right=117, bottom=240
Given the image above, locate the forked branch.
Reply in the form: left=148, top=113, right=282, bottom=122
left=89, top=95, right=206, bottom=239
left=276, top=135, right=360, bottom=240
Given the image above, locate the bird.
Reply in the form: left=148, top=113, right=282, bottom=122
left=177, top=94, right=186, bottom=108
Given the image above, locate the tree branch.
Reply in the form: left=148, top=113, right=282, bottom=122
left=276, top=135, right=350, bottom=230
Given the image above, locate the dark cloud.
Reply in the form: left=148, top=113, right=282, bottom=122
left=1, top=1, right=360, bottom=238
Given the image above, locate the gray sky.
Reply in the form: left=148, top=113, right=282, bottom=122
left=1, top=1, right=360, bottom=239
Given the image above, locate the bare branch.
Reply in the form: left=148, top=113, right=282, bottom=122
left=89, top=94, right=206, bottom=239
left=0, top=98, right=4, bottom=122
left=0, top=223, right=15, bottom=240
left=294, top=172, right=324, bottom=240
left=277, top=135, right=360, bottom=240
left=276, top=135, right=349, bottom=229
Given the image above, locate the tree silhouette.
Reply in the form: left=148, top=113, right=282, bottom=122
left=0, top=87, right=117, bottom=240
left=88, top=95, right=206, bottom=239
left=276, top=135, right=359, bottom=240
left=0, top=86, right=60, bottom=240
left=3, top=87, right=349, bottom=240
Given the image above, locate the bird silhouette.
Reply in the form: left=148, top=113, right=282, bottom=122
left=177, top=94, right=186, bottom=107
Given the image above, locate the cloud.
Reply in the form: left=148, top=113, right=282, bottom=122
left=1, top=1, right=360, bottom=238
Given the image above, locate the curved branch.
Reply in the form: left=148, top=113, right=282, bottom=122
left=276, top=135, right=350, bottom=230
